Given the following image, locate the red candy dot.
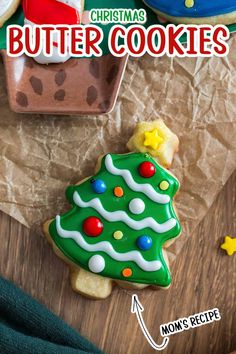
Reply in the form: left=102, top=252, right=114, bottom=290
left=83, top=217, right=103, bottom=237
left=138, top=161, right=156, bottom=178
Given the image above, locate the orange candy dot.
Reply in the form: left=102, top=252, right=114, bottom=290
left=122, top=268, right=132, bottom=278
left=114, top=186, right=124, bottom=198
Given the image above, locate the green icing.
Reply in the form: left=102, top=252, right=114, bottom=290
left=48, top=152, right=181, bottom=287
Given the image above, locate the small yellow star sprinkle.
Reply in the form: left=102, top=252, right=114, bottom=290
left=144, top=129, right=164, bottom=150
left=221, top=236, right=236, bottom=256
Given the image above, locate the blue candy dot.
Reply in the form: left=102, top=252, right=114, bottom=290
left=91, top=179, right=107, bottom=194
left=136, top=235, right=152, bottom=251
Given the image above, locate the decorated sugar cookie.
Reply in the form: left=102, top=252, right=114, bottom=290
left=0, top=0, right=20, bottom=27
left=143, top=0, right=236, bottom=25
left=23, top=0, right=84, bottom=64
left=44, top=121, right=181, bottom=299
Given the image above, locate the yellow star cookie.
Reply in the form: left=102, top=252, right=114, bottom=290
left=221, top=236, right=236, bottom=256
left=127, top=120, right=179, bottom=168
left=144, top=129, right=164, bottom=150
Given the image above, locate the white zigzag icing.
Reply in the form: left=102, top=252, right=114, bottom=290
left=73, top=192, right=177, bottom=233
left=105, top=154, right=170, bottom=204
left=56, top=215, right=162, bottom=272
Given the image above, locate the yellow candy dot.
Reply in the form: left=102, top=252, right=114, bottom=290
left=113, top=231, right=123, bottom=240
left=159, top=181, right=169, bottom=191
left=185, top=0, right=194, bottom=8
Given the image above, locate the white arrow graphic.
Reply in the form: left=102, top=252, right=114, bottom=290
left=131, top=294, right=169, bottom=351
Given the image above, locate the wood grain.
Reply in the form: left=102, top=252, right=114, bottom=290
left=0, top=171, right=236, bottom=354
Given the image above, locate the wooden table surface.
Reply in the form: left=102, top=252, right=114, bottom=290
left=0, top=170, right=236, bottom=354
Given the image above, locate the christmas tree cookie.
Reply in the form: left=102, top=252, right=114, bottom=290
left=44, top=120, right=181, bottom=299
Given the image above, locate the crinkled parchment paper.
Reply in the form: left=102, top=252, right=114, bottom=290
left=1, top=35, right=236, bottom=262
